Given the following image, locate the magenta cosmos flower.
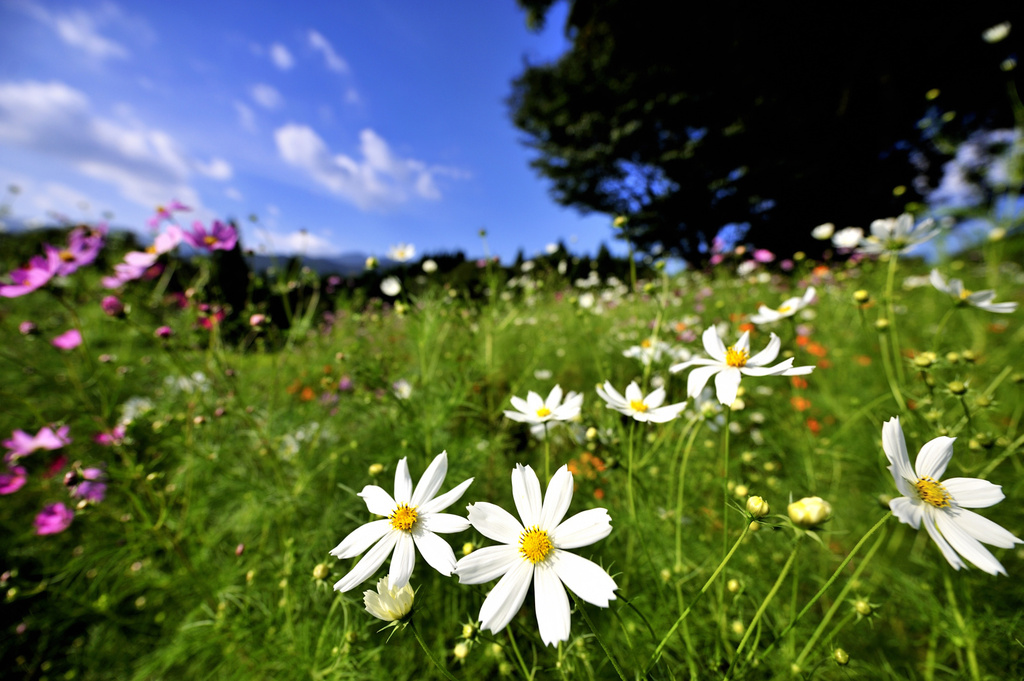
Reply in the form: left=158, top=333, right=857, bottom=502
left=52, top=329, right=82, bottom=350
left=182, top=220, right=238, bottom=251
left=0, top=249, right=61, bottom=298
left=0, top=465, right=27, bottom=494
left=49, top=225, right=105, bottom=276
left=4, top=425, right=71, bottom=461
left=35, top=503, right=74, bottom=535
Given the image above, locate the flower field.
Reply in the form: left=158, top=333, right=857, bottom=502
left=1, top=209, right=1023, bottom=680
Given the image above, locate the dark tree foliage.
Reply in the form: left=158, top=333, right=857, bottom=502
left=510, top=1, right=1023, bottom=265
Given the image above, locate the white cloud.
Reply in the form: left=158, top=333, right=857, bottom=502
left=0, top=80, right=201, bottom=210
left=251, top=83, right=283, bottom=110
left=234, top=101, right=257, bottom=133
left=195, top=157, right=233, bottom=180
left=274, top=123, right=465, bottom=210
left=251, top=227, right=341, bottom=256
left=14, top=1, right=151, bottom=60
left=308, top=30, right=349, bottom=74
left=270, top=43, right=294, bottom=71
left=225, top=187, right=243, bottom=201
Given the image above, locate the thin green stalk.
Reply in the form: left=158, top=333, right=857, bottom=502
left=572, top=592, right=628, bottom=681
left=506, top=626, right=534, bottom=681
left=645, top=522, right=751, bottom=673
left=728, top=542, right=799, bottom=675
left=409, top=619, right=461, bottom=681
left=626, top=420, right=637, bottom=523
left=718, top=406, right=733, bottom=647
left=944, top=573, right=981, bottom=681
left=543, top=423, right=551, bottom=485
left=675, top=418, right=702, bottom=569
left=877, top=328, right=908, bottom=411
left=884, top=253, right=906, bottom=384
left=755, top=512, right=892, bottom=665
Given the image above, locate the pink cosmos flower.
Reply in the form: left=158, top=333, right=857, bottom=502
left=51, top=226, right=105, bottom=276
left=182, top=220, right=238, bottom=251
left=101, top=296, right=125, bottom=317
left=52, top=329, right=82, bottom=350
left=0, top=465, right=27, bottom=494
left=752, top=248, right=775, bottom=263
left=249, top=313, right=266, bottom=327
left=19, top=321, right=37, bottom=335
left=66, top=467, right=107, bottom=502
left=35, top=503, right=74, bottom=535
left=154, top=325, right=173, bottom=338
left=94, top=425, right=126, bottom=446
left=0, top=249, right=61, bottom=298
left=146, top=200, right=191, bottom=229
left=103, top=225, right=183, bottom=288
left=4, top=425, right=71, bottom=461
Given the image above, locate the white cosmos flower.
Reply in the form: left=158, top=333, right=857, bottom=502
left=749, top=286, right=817, bottom=324
left=387, top=243, right=416, bottom=262
left=882, top=416, right=1021, bottom=575
left=363, top=576, right=414, bottom=622
left=670, top=326, right=814, bottom=406
left=331, top=451, right=473, bottom=592
left=622, top=338, right=673, bottom=366
left=811, top=222, right=835, bottom=240
left=831, top=226, right=864, bottom=250
left=595, top=380, right=686, bottom=423
left=454, top=464, right=617, bottom=646
left=380, top=276, right=402, bottom=297
left=858, top=213, right=940, bottom=255
left=929, top=270, right=1017, bottom=314
left=504, top=385, right=583, bottom=425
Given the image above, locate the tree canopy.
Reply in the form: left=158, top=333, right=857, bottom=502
left=510, top=1, right=1022, bottom=264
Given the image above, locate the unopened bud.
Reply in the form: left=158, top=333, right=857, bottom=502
left=312, top=563, right=329, bottom=580
left=746, top=495, right=770, bottom=518
left=788, top=496, right=832, bottom=528
left=874, top=318, right=889, bottom=330
left=853, top=289, right=870, bottom=303
left=947, top=381, right=967, bottom=396
left=834, top=648, right=849, bottom=666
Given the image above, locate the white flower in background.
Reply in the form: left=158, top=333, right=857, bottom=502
left=670, top=326, right=814, bottom=406
left=578, top=292, right=596, bottom=309
left=392, top=379, right=412, bottom=400
left=595, top=381, right=686, bottom=423
left=983, top=21, right=1011, bottom=43
left=363, top=576, right=415, bottom=622
left=929, top=270, right=1017, bottom=313
left=533, top=369, right=553, bottom=381
left=622, top=338, right=673, bottom=366
left=387, top=243, right=416, bottom=262
left=504, top=385, right=583, bottom=425
left=811, top=222, right=835, bottom=240
left=331, top=451, right=473, bottom=592
left=545, top=243, right=559, bottom=255
left=882, top=416, right=1021, bottom=575
left=831, top=226, right=864, bottom=250
left=736, top=260, right=758, bottom=277
left=858, top=213, right=940, bottom=255
left=421, top=259, right=438, bottom=274
left=520, top=260, right=535, bottom=273
left=749, top=287, right=817, bottom=324
left=380, top=276, right=402, bottom=297
left=454, top=464, right=617, bottom=646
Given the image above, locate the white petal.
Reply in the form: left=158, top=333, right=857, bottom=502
left=669, top=356, right=719, bottom=373
left=413, top=529, right=458, bottom=576
left=733, top=331, right=750, bottom=354
left=934, top=510, right=1005, bottom=575
left=929, top=269, right=949, bottom=294
left=701, top=325, right=727, bottom=361
left=739, top=361, right=795, bottom=377
left=330, top=519, right=392, bottom=559
left=747, top=333, right=780, bottom=366
left=526, top=391, right=544, bottom=411
left=533, top=562, right=571, bottom=646
left=624, top=382, right=644, bottom=405
left=456, top=544, right=522, bottom=584
left=714, top=367, right=742, bottom=406
left=388, top=532, right=417, bottom=588
left=782, top=365, right=814, bottom=376
left=801, top=286, right=816, bottom=305
left=951, top=508, right=1021, bottom=549
left=551, top=508, right=612, bottom=549
left=550, top=550, right=618, bottom=607
left=504, top=410, right=534, bottom=423
left=540, top=465, right=574, bottom=530
left=921, top=509, right=966, bottom=571
left=358, top=485, right=397, bottom=517
left=889, top=496, right=923, bottom=529
left=882, top=417, right=916, bottom=484
left=546, top=385, right=564, bottom=410
left=419, top=476, right=474, bottom=514
left=944, top=478, right=1005, bottom=509
left=553, top=393, right=583, bottom=420
left=333, top=531, right=399, bottom=592
left=644, top=387, right=666, bottom=409
left=478, top=559, right=534, bottom=635
left=512, top=464, right=543, bottom=528
left=686, top=364, right=721, bottom=398
left=420, top=512, right=471, bottom=534
left=467, top=502, right=524, bottom=544
left=644, top=403, right=685, bottom=423
left=914, top=436, right=955, bottom=480
left=412, top=451, right=448, bottom=507
left=509, top=395, right=530, bottom=415
left=394, top=458, right=412, bottom=504
left=596, top=381, right=626, bottom=409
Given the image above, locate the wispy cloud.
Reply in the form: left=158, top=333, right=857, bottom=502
left=0, top=80, right=200, bottom=210
left=270, top=43, right=294, bottom=71
left=225, top=187, right=243, bottom=201
left=308, top=30, right=348, bottom=74
left=250, top=226, right=342, bottom=256
left=234, top=101, right=257, bottom=133
left=251, top=83, right=283, bottom=110
left=195, top=157, right=233, bottom=180
left=274, top=124, right=466, bottom=211
left=13, top=1, right=151, bottom=60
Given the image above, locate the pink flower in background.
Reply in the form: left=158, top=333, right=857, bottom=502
left=198, top=305, right=225, bottom=330
left=51, top=225, right=105, bottom=276
left=752, top=248, right=775, bottom=263
left=249, top=314, right=266, bottom=327
left=52, top=329, right=82, bottom=350
left=94, top=425, right=126, bottom=446
left=147, top=200, right=191, bottom=229
left=19, top=321, right=37, bottom=335
left=103, top=225, right=183, bottom=288
left=34, top=503, right=74, bottom=535
left=0, top=465, right=27, bottom=494
left=101, top=296, right=125, bottom=317
left=182, top=220, right=238, bottom=251
left=0, top=250, right=60, bottom=298
left=67, top=467, right=107, bottom=503
left=154, top=325, right=173, bottom=338
left=4, top=425, right=71, bottom=461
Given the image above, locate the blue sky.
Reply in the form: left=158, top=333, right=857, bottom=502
left=0, top=0, right=629, bottom=261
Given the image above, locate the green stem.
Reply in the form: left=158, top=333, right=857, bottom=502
left=944, top=573, right=981, bottom=681
left=543, top=423, right=551, bottom=485
left=718, top=406, right=733, bottom=647
left=675, top=419, right=702, bottom=569
left=409, top=619, right=461, bottom=681
left=884, top=253, right=906, bottom=384
left=645, top=522, right=751, bottom=673
left=877, top=328, right=908, bottom=412
left=626, top=420, right=637, bottom=523
left=728, top=542, right=799, bottom=675
left=505, top=626, right=534, bottom=681
left=572, top=592, right=628, bottom=681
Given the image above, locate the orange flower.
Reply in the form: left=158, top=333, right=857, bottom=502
left=286, top=379, right=302, bottom=395
left=300, top=386, right=316, bottom=401
left=818, top=359, right=831, bottom=369
left=791, top=396, right=811, bottom=412
left=855, top=355, right=872, bottom=366
left=812, top=265, right=830, bottom=277
left=806, top=342, right=827, bottom=357
left=593, top=488, right=605, bottom=500
left=796, top=335, right=810, bottom=347
left=738, top=322, right=755, bottom=334
left=791, top=376, right=809, bottom=389
left=806, top=418, right=821, bottom=435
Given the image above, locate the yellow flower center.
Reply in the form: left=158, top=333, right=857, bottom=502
left=389, top=503, right=419, bottom=532
left=629, top=399, right=648, bottom=413
left=535, top=407, right=552, bottom=418
left=519, top=526, right=553, bottom=564
left=641, top=339, right=652, bottom=348
left=725, top=345, right=750, bottom=368
left=146, top=245, right=157, bottom=254
left=915, top=476, right=952, bottom=508
left=776, top=304, right=791, bottom=314
left=959, top=289, right=972, bottom=300
left=204, top=235, right=218, bottom=246
left=59, top=250, right=75, bottom=262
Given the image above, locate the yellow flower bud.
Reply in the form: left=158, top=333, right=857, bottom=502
left=834, top=648, right=850, bottom=665
left=746, top=495, right=770, bottom=518
left=788, top=496, right=832, bottom=528
left=312, top=563, right=329, bottom=580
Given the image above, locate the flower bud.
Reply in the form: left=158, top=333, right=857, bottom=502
left=833, top=648, right=849, bottom=665
left=453, top=642, right=470, bottom=660
left=853, top=289, right=870, bottom=303
left=746, top=495, right=770, bottom=518
left=312, top=563, right=329, bottom=580
left=368, top=463, right=384, bottom=476
left=363, top=576, right=414, bottom=622
left=854, top=599, right=872, bottom=616
left=874, top=318, right=889, bottom=330
left=947, top=381, right=967, bottom=396
left=788, top=496, right=832, bottom=528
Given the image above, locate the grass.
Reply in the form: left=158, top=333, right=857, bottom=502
left=1, top=223, right=1023, bottom=680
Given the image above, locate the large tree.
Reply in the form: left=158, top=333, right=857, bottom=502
left=510, top=1, right=1022, bottom=264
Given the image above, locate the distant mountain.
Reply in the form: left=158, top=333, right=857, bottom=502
left=244, top=252, right=373, bottom=276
